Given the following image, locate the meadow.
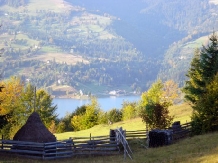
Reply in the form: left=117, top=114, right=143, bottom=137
left=3, top=102, right=218, bottom=163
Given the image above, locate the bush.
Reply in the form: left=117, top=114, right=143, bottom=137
left=107, top=108, right=122, bottom=123
left=140, top=101, right=173, bottom=130
left=121, top=101, right=138, bottom=121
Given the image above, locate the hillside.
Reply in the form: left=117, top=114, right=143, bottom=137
left=2, top=102, right=218, bottom=163
left=0, top=0, right=218, bottom=96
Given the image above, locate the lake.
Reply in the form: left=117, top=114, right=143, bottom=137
left=53, top=96, right=141, bottom=118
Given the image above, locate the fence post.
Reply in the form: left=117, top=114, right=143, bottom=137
left=43, top=143, right=45, bottom=160
left=1, top=135, right=3, bottom=149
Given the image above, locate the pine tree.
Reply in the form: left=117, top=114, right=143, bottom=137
left=183, top=32, right=218, bottom=134
left=183, top=32, right=218, bottom=105
left=183, top=48, right=204, bottom=104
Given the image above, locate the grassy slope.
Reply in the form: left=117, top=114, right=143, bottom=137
left=1, top=132, right=218, bottom=163
left=1, top=104, right=218, bottom=162
left=55, top=102, right=192, bottom=140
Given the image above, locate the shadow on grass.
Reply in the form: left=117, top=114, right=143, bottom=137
left=1, top=132, right=218, bottom=163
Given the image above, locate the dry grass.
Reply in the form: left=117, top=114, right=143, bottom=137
left=169, top=103, right=192, bottom=123
left=23, top=52, right=89, bottom=65
left=0, top=0, right=73, bottom=14
left=210, top=0, right=218, bottom=5
left=27, top=0, right=72, bottom=13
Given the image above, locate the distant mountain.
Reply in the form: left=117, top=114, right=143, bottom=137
left=0, top=0, right=218, bottom=97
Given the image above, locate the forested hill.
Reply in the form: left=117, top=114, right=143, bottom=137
left=0, top=0, right=217, bottom=97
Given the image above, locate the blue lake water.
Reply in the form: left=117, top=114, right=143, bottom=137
left=53, top=96, right=141, bottom=118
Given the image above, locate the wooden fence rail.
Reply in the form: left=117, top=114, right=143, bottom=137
left=0, top=135, right=120, bottom=159
left=126, top=130, right=147, bottom=139
left=125, top=121, right=192, bottom=142
left=0, top=122, right=192, bottom=160
left=0, top=139, right=74, bottom=160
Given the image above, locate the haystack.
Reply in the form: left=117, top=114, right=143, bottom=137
left=13, top=112, right=56, bottom=143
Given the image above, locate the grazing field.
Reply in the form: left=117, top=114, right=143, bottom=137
left=27, top=0, right=72, bottom=13
left=183, top=35, right=209, bottom=48
left=1, top=103, right=218, bottom=162
left=1, top=131, right=218, bottom=163
left=55, top=102, right=192, bottom=140
left=24, top=52, right=89, bottom=65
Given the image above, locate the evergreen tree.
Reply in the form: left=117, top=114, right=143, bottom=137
left=21, top=84, right=58, bottom=128
left=183, top=48, right=204, bottom=104
left=183, top=33, right=218, bottom=105
left=183, top=32, right=218, bottom=134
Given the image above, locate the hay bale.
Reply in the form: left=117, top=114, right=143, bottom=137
left=13, top=112, right=56, bottom=143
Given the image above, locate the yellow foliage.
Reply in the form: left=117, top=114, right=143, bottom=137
left=71, top=115, right=84, bottom=131
left=0, top=77, right=24, bottom=116
left=163, top=80, right=179, bottom=102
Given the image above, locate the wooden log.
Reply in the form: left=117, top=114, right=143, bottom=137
left=74, top=151, right=120, bottom=156
left=44, top=151, right=73, bottom=156
left=74, top=147, right=118, bottom=151
left=126, top=130, right=147, bottom=133
left=0, top=140, right=44, bottom=146
left=8, top=149, right=44, bottom=155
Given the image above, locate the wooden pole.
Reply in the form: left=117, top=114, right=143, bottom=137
left=34, top=86, right=36, bottom=112
left=1, top=135, right=3, bottom=149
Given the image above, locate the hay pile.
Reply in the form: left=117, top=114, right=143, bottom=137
left=13, top=112, right=56, bottom=143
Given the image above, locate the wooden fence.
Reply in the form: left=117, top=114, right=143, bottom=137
left=125, top=121, right=192, bottom=142
left=171, top=122, right=192, bottom=141
left=70, top=135, right=120, bottom=156
left=0, top=122, right=191, bottom=160
left=0, top=132, right=122, bottom=160
left=0, top=139, right=74, bottom=160
left=126, top=130, right=148, bottom=139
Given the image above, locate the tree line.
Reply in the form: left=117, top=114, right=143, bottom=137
left=51, top=79, right=179, bottom=133
left=2, top=57, right=159, bottom=95
left=0, top=75, right=179, bottom=138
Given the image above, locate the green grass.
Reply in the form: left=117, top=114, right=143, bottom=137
left=88, top=25, right=104, bottom=33
left=55, top=103, right=192, bottom=140
left=2, top=103, right=218, bottom=162
left=168, top=102, right=192, bottom=123
left=15, top=33, right=39, bottom=45
left=183, top=35, right=209, bottom=48
left=55, top=118, right=145, bottom=140
left=2, top=131, right=218, bottom=163
left=40, top=46, right=61, bottom=53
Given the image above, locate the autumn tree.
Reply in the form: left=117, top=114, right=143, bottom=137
left=0, top=77, right=25, bottom=138
left=139, top=79, right=177, bottom=130
left=0, top=78, right=57, bottom=138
